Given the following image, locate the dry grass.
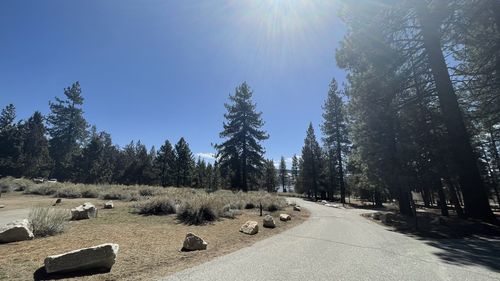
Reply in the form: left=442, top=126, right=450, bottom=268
left=0, top=193, right=308, bottom=281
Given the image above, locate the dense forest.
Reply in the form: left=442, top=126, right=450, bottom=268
left=295, top=0, right=500, bottom=222
left=1, top=1, right=499, bottom=222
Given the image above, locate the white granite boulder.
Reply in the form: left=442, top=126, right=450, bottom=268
left=104, top=201, right=114, bottom=209
left=71, top=203, right=97, bottom=220
left=181, top=233, right=207, bottom=251
left=279, top=214, right=291, bottom=221
left=44, top=243, right=119, bottom=274
left=263, top=215, right=276, bottom=228
left=240, top=221, right=259, bottom=235
left=0, top=219, right=34, bottom=243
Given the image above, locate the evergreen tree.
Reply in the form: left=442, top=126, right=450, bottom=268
left=263, top=159, right=277, bottom=193
left=279, top=156, right=288, bottom=192
left=0, top=104, right=22, bottom=177
left=77, top=127, right=116, bottom=184
left=154, top=140, right=176, bottom=187
left=298, top=123, right=322, bottom=199
left=47, top=82, right=88, bottom=181
left=291, top=154, right=299, bottom=190
left=321, top=78, right=349, bottom=203
left=193, top=158, right=207, bottom=188
left=174, top=137, right=194, bottom=187
left=20, top=112, right=52, bottom=178
left=216, top=82, right=269, bottom=191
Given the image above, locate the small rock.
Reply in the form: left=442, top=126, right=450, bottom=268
left=263, top=215, right=276, bottom=228
left=71, top=203, right=97, bottom=220
left=52, top=198, right=62, bottom=206
left=0, top=205, right=5, bottom=208
left=44, top=243, right=119, bottom=274
left=279, top=214, right=291, bottom=221
left=240, top=221, right=259, bottom=235
left=0, top=219, right=34, bottom=243
left=181, top=233, right=207, bottom=251
left=293, top=206, right=301, bottom=212
left=371, top=212, right=381, bottom=220
left=320, top=200, right=327, bottom=204
left=104, top=201, right=114, bottom=209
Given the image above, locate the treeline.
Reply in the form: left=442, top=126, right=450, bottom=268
left=0, top=82, right=221, bottom=189
left=0, top=81, right=280, bottom=191
left=295, top=0, right=499, bottom=222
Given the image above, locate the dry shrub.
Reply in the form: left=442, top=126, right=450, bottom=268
left=80, top=185, right=99, bottom=198
left=176, top=195, right=218, bottom=225
left=24, top=182, right=60, bottom=195
left=135, top=196, right=176, bottom=215
left=55, top=185, right=82, bottom=198
left=0, top=177, right=33, bottom=192
left=28, top=207, right=70, bottom=237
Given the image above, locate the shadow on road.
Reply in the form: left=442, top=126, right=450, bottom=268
left=422, top=237, right=500, bottom=272
left=363, top=210, right=500, bottom=273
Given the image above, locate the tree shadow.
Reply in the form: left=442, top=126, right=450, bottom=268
left=422, top=236, right=500, bottom=272
left=373, top=211, right=500, bottom=272
left=33, top=266, right=111, bottom=280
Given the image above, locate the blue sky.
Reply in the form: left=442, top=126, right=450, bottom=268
left=0, top=0, right=346, bottom=166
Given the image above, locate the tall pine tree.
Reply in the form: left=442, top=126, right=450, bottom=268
left=174, top=137, right=194, bottom=187
left=216, top=82, right=269, bottom=191
left=47, top=82, right=88, bottom=181
left=321, top=79, right=349, bottom=203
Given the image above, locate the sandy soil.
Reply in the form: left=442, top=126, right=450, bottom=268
left=0, top=193, right=309, bottom=281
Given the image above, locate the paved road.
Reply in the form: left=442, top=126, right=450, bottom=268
left=160, top=198, right=500, bottom=281
left=0, top=208, right=30, bottom=225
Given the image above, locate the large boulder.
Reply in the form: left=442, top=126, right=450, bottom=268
left=181, top=233, right=207, bottom=251
left=44, top=243, right=119, bottom=274
left=279, top=214, right=291, bottom=221
left=240, top=221, right=259, bottom=235
left=71, top=203, right=97, bottom=220
left=0, top=219, right=34, bottom=243
left=263, top=215, right=276, bottom=228
left=104, top=201, right=114, bottom=209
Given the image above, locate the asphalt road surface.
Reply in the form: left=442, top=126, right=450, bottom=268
left=160, top=198, right=500, bottom=281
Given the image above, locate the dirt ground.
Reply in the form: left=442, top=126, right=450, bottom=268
left=0, top=193, right=309, bottom=281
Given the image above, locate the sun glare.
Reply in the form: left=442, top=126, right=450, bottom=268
left=222, top=0, right=338, bottom=71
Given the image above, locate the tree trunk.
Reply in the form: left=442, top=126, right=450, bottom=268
left=444, top=177, right=465, bottom=218
left=337, top=139, right=346, bottom=204
left=436, top=180, right=449, bottom=217
left=416, top=3, right=495, bottom=221
left=374, top=190, right=383, bottom=207
left=398, top=186, right=414, bottom=217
